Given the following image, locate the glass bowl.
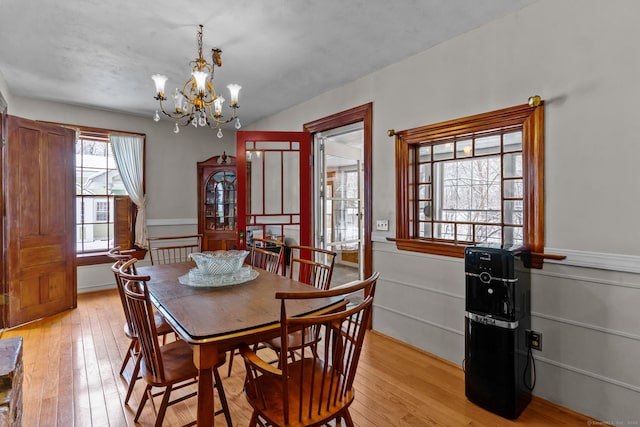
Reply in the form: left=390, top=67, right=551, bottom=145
left=189, top=250, right=250, bottom=275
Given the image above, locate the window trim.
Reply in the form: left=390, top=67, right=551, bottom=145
left=47, top=122, right=147, bottom=265
left=393, top=102, right=561, bottom=268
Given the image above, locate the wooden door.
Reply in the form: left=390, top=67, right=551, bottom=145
left=236, top=131, right=311, bottom=250
left=4, top=116, right=77, bottom=327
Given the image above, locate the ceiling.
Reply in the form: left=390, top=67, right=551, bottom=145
left=0, top=0, right=535, bottom=128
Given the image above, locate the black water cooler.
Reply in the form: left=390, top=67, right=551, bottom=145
left=464, top=246, right=532, bottom=419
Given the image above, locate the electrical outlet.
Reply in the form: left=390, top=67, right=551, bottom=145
left=376, top=219, right=389, bottom=231
left=527, top=330, right=542, bottom=351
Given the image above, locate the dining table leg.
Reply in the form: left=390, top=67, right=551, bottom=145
left=193, top=343, right=218, bottom=426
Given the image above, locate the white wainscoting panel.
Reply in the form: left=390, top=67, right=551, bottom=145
left=371, top=240, right=640, bottom=423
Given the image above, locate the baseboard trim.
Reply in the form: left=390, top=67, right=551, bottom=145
left=78, top=283, right=116, bottom=294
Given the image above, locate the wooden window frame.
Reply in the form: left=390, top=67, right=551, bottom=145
left=59, top=123, right=147, bottom=266
left=393, top=102, right=561, bottom=268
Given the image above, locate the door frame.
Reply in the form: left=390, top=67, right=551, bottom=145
left=0, top=92, right=6, bottom=328
left=304, top=103, right=373, bottom=279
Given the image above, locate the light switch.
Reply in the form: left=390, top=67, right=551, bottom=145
left=376, top=219, right=389, bottom=231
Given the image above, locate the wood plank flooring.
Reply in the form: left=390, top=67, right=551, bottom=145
left=1, top=289, right=596, bottom=426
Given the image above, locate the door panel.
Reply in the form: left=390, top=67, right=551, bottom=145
left=5, top=116, right=77, bottom=327
left=236, top=131, right=311, bottom=250
left=322, top=139, right=363, bottom=279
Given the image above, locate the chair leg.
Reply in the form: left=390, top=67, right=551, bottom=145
left=134, top=384, right=151, bottom=423
left=124, top=353, right=142, bottom=405
left=342, top=410, right=355, bottom=427
left=249, top=410, right=259, bottom=427
left=154, top=384, right=173, bottom=427
left=226, top=349, right=235, bottom=377
left=120, top=339, right=136, bottom=376
left=213, top=368, right=233, bottom=427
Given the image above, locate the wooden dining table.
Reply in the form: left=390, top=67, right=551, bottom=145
left=136, top=261, right=344, bottom=427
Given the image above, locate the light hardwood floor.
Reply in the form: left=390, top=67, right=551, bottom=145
left=1, top=289, right=595, bottom=426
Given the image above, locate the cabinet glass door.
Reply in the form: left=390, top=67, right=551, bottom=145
left=205, top=170, right=237, bottom=231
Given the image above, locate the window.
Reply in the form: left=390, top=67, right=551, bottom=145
left=416, top=128, right=523, bottom=244
left=330, top=169, right=360, bottom=244
left=71, top=126, right=146, bottom=264
left=76, top=129, right=123, bottom=253
left=95, top=200, right=110, bottom=222
left=394, top=103, right=551, bottom=267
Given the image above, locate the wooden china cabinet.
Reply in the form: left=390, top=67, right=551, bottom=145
left=197, top=153, right=238, bottom=251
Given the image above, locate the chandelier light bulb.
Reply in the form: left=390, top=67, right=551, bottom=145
left=192, top=71, right=208, bottom=92
left=151, top=74, right=168, bottom=97
left=217, top=128, right=223, bottom=139
left=153, top=110, right=160, bottom=122
left=227, top=84, right=241, bottom=106
left=173, top=88, right=183, bottom=112
left=214, top=96, right=225, bottom=116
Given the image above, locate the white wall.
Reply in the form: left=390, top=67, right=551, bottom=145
left=0, top=70, right=12, bottom=107
left=9, top=96, right=237, bottom=291
left=245, top=0, right=640, bottom=422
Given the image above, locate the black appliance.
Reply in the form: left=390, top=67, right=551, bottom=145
left=464, top=245, right=532, bottom=419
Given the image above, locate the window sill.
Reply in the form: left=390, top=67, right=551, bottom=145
left=394, top=238, right=566, bottom=268
left=395, top=239, right=466, bottom=258
left=76, top=248, right=147, bottom=266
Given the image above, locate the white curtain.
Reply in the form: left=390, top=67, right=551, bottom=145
left=110, top=134, right=148, bottom=248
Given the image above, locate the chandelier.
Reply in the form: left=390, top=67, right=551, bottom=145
left=152, top=25, right=241, bottom=138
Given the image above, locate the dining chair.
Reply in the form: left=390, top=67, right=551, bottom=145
left=287, top=245, right=336, bottom=290
left=248, top=237, right=284, bottom=274
left=109, top=256, right=174, bottom=405
left=239, top=272, right=378, bottom=427
left=147, top=234, right=203, bottom=265
left=226, top=236, right=286, bottom=377
left=120, top=266, right=233, bottom=427
left=260, top=245, right=337, bottom=363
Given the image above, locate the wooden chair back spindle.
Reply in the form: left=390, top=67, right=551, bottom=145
left=147, top=234, right=203, bottom=265
left=120, top=268, right=165, bottom=381
left=110, top=258, right=137, bottom=337
left=288, top=245, right=336, bottom=290
left=249, top=237, right=284, bottom=274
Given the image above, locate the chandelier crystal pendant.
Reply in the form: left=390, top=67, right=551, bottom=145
left=152, top=25, right=242, bottom=138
